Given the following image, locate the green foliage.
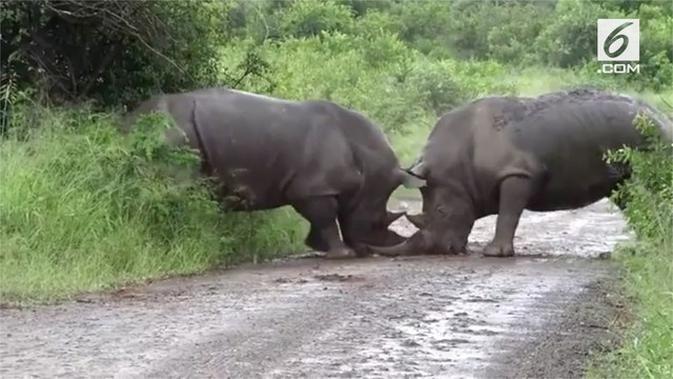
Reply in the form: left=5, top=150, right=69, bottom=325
left=0, top=0, right=231, bottom=107
left=388, top=0, right=455, bottom=57
left=406, top=58, right=516, bottom=116
left=3, top=0, right=671, bottom=109
left=606, top=113, right=673, bottom=242
left=0, top=99, right=305, bottom=302
left=216, top=28, right=514, bottom=165
left=278, top=0, right=354, bottom=38
left=335, top=0, right=672, bottom=90
left=592, top=108, right=673, bottom=378
left=638, top=4, right=673, bottom=90
left=534, top=0, right=615, bottom=68
left=485, top=4, right=551, bottom=64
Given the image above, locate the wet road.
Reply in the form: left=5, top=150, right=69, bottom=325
left=0, top=199, right=630, bottom=378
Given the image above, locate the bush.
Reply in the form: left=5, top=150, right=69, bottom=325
left=388, top=0, right=455, bottom=57
left=486, top=3, right=553, bottom=64
left=0, top=0, right=230, bottom=107
left=534, top=0, right=617, bottom=68
left=595, top=106, right=673, bottom=378
left=406, top=58, right=516, bottom=116
left=637, top=4, right=673, bottom=90
left=278, top=0, right=354, bottom=38
left=0, top=99, right=305, bottom=301
left=606, top=113, right=673, bottom=242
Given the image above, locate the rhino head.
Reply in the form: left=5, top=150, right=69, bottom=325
left=366, top=168, right=477, bottom=257
left=340, top=168, right=427, bottom=253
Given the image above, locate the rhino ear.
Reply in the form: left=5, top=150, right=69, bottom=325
left=399, top=170, right=426, bottom=189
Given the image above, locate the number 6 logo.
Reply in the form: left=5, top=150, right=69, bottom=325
left=604, top=22, right=632, bottom=58
left=597, top=19, right=640, bottom=61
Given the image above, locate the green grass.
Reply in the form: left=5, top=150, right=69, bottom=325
left=588, top=238, right=673, bottom=379
left=0, top=105, right=306, bottom=303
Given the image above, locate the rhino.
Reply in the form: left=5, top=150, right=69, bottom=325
left=124, top=88, right=423, bottom=258
left=370, top=89, right=673, bottom=257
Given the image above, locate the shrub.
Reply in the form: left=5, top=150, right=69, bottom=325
left=534, top=0, right=619, bottom=68
left=606, top=112, right=673, bottom=242
left=486, top=3, right=553, bottom=64
left=278, top=0, right=354, bottom=38
left=596, top=99, right=673, bottom=379
left=0, top=0, right=230, bottom=107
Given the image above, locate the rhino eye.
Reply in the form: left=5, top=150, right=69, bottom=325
left=436, top=205, right=448, bottom=216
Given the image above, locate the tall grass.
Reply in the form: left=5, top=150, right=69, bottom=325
left=0, top=103, right=306, bottom=302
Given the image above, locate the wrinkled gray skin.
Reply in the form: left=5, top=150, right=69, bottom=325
left=372, top=89, right=673, bottom=257
left=125, top=88, right=422, bottom=258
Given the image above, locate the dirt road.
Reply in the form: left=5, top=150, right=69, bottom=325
left=1, top=199, right=630, bottom=378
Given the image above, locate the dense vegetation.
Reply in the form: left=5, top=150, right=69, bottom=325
left=0, top=96, right=305, bottom=300
left=590, top=114, right=673, bottom=378
left=1, top=0, right=672, bottom=374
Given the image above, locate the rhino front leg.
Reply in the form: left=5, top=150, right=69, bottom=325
left=293, top=196, right=356, bottom=259
left=483, top=176, right=533, bottom=257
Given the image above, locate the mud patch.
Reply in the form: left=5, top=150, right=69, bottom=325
left=485, top=277, right=625, bottom=379
left=273, top=277, right=309, bottom=284
left=313, top=273, right=363, bottom=282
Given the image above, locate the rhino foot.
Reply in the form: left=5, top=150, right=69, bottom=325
left=325, top=247, right=358, bottom=259
left=482, top=243, right=515, bottom=257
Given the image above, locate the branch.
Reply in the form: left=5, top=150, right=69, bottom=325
left=232, top=66, right=253, bottom=89
left=79, top=42, right=120, bottom=99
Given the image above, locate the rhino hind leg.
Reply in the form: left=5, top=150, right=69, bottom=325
left=292, top=196, right=356, bottom=259
left=483, top=176, right=534, bottom=258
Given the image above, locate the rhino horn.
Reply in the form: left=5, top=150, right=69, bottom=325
left=397, top=165, right=426, bottom=189
left=406, top=213, right=426, bottom=229
left=385, top=210, right=405, bottom=226
left=367, top=231, right=427, bottom=257
left=400, top=171, right=426, bottom=188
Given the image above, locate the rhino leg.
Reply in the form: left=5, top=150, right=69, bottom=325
left=305, top=227, right=330, bottom=252
left=293, top=196, right=356, bottom=259
left=483, top=176, right=534, bottom=257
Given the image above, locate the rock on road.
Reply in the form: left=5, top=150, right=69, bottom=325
left=1, top=199, right=630, bottom=378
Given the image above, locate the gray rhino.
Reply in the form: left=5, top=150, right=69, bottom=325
left=371, top=89, right=672, bottom=257
left=125, top=88, right=422, bottom=258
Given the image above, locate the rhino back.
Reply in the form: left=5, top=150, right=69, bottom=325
left=419, top=90, right=668, bottom=213
left=185, top=90, right=347, bottom=207
left=502, top=91, right=651, bottom=209
left=127, top=88, right=401, bottom=210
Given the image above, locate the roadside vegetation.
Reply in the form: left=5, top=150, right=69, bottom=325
left=1, top=1, right=672, bottom=374
left=588, top=112, right=673, bottom=379
left=0, top=96, right=306, bottom=301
